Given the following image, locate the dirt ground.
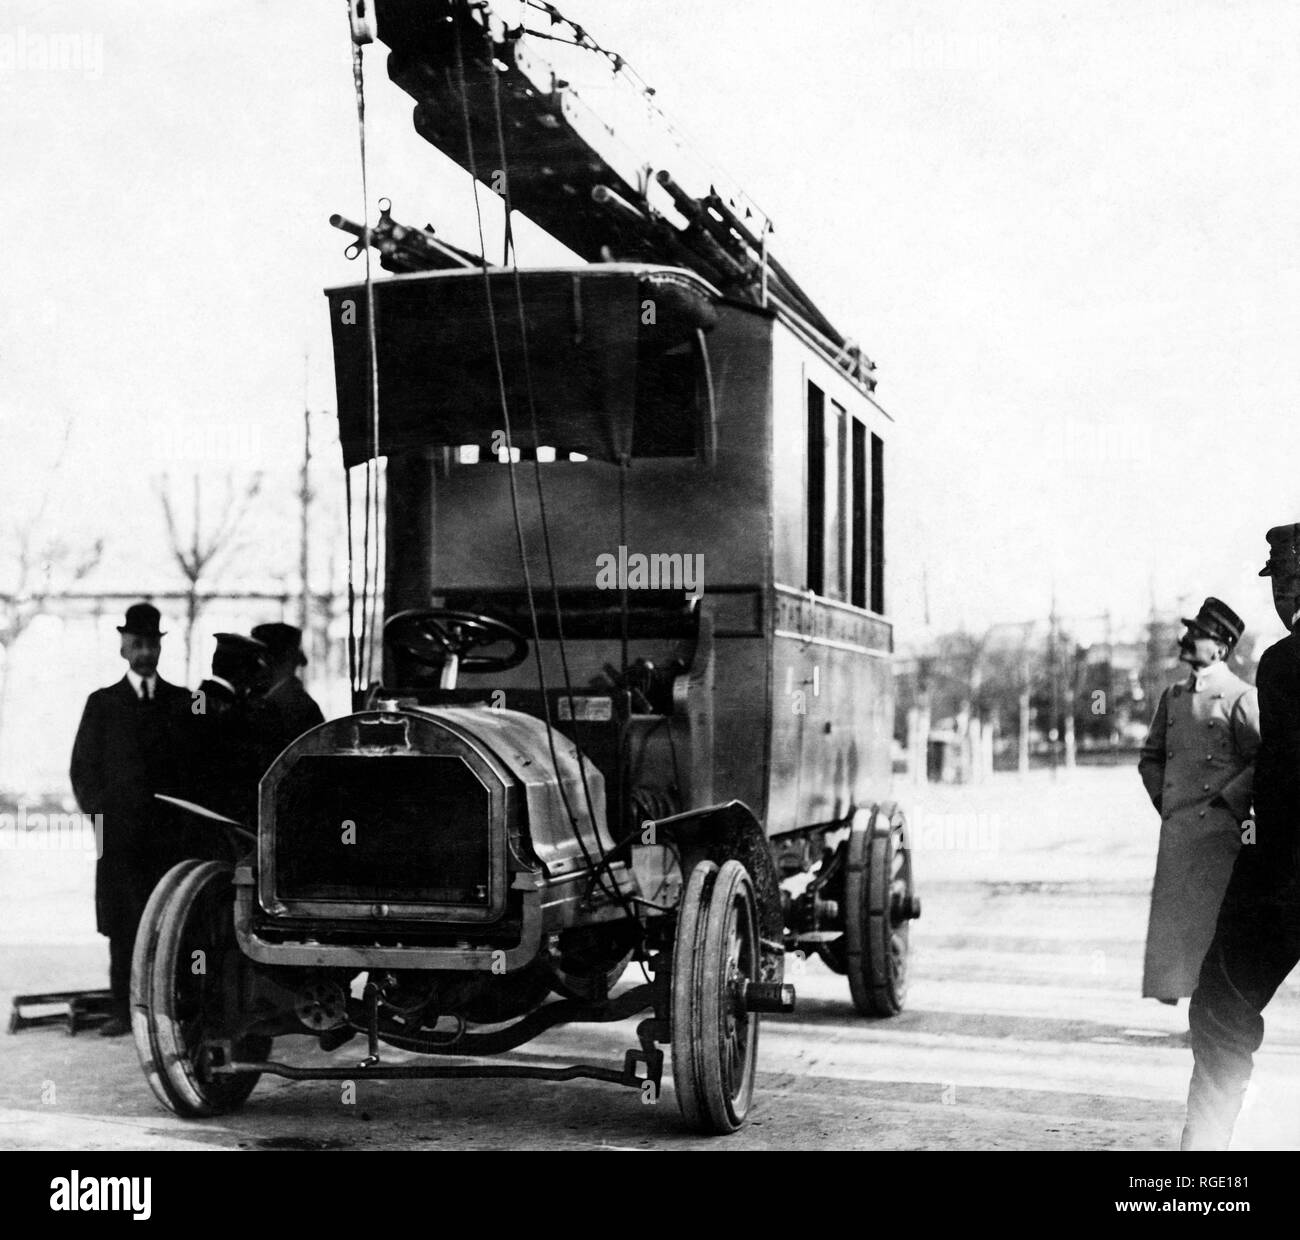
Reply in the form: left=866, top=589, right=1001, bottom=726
left=3, top=765, right=1299, bottom=1151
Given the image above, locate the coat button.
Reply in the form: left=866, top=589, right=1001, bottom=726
left=1199, top=810, right=1206, bottom=818
left=1203, top=783, right=1210, bottom=791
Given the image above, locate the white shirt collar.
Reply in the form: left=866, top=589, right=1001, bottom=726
left=125, top=668, right=157, bottom=699
left=1189, top=661, right=1228, bottom=692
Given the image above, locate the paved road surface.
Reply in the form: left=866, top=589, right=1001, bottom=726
left=3, top=767, right=1299, bottom=1150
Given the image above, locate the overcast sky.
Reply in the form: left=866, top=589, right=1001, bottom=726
left=3, top=0, right=1300, bottom=645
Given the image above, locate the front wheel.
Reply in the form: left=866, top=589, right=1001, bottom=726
left=131, top=859, right=271, bottom=1116
left=671, top=859, right=761, bottom=1133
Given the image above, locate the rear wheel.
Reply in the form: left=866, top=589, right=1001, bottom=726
left=671, top=859, right=760, bottom=1133
left=815, top=942, right=848, bottom=974
left=131, top=859, right=271, bottom=1116
left=846, top=804, right=918, bottom=1017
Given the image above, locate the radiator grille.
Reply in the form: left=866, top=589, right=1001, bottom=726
left=272, top=755, right=490, bottom=907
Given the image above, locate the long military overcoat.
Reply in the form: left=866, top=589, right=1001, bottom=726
left=1138, top=660, right=1260, bottom=998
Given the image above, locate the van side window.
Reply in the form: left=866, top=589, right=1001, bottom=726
left=851, top=419, right=867, bottom=609
left=825, top=400, right=847, bottom=601
left=806, top=381, right=825, bottom=595
left=870, top=431, right=885, bottom=613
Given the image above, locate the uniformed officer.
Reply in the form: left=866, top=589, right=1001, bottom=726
left=250, top=622, right=325, bottom=747
left=1182, top=525, right=1300, bottom=1149
left=69, top=603, right=194, bottom=1036
left=191, top=632, right=278, bottom=826
left=1138, top=597, right=1259, bottom=1004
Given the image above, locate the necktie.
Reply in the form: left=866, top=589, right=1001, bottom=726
left=141, top=680, right=152, bottom=703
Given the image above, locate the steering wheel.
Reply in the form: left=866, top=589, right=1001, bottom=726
left=384, top=609, right=529, bottom=688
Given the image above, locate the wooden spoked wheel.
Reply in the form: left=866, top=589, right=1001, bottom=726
left=131, top=859, right=271, bottom=1116
left=671, top=859, right=761, bottom=1133
left=846, top=803, right=917, bottom=1017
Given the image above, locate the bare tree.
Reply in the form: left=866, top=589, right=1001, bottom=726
left=0, top=418, right=104, bottom=760
left=923, top=628, right=993, bottom=723
left=157, top=471, right=264, bottom=679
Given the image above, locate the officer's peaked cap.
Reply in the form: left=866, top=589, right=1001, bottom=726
left=213, top=632, right=268, bottom=660
left=250, top=622, right=306, bottom=665
left=1259, top=524, right=1300, bottom=578
left=1181, top=597, right=1244, bottom=647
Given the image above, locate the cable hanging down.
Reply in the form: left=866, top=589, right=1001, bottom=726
left=336, top=4, right=639, bottom=922
left=480, top=21, right=641, bottom=928
left=453, top=16, right=636, bottom=922
left=347, top=1, right=383, bottom=696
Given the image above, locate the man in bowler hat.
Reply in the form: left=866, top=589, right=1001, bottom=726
left=1138, top=597, right=1259, bottom=1005
left=70, top=603, right=193, bottom=1036
left=251, top=622, right=324, bottom=747
left=1183, top=525, right=1300, bottom=1147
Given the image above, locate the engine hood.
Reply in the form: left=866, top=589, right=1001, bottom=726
left=421, top=705, right=614, bottom=876
left=259, top=704, right=612, bottom=881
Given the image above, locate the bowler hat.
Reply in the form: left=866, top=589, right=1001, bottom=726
left=1259, top=524, right=1300, bottom=578
left=117, top=602, right=165, bottom=637
left=251, top=622, right=307, bottom=666
left=1181, top=597, right=1244, bottom=648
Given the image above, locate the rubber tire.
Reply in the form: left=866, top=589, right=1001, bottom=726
left=816, top=940, right=848, bottom=975
left=846, top=806, right=913, bottom=1017
left=671, top=859, right=760, bottom=1133
left=131, top=859, right=269, bottom=1116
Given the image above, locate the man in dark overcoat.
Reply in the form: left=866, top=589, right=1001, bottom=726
left=69, top=602, right=194, bottom=1036
left=1183, top=524, right=1300, bottom=1147
left=251, top=622, right=325, bottom=750
left=192, top=632, right=278, bottom=826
